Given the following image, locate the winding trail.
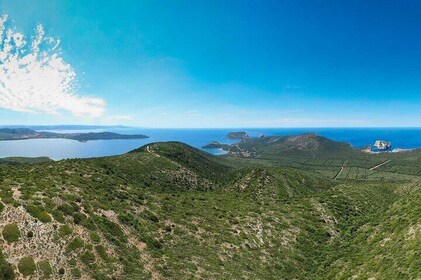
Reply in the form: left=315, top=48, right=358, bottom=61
left=370, top=159, right=391, bottom=171
left=333, top=166, right=344, bottom=180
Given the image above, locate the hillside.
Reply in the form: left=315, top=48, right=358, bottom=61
left=206, top=133, right=421, bottom=181
left=0, top=157, right=52, bottom=166
left=205, top=133, right=357, bottom=158
left=0, top=142, right=419, bottom=279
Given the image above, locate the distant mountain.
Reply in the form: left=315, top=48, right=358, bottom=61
left=0, top=128, right=148, bottom=142
left=227, top=131, right=249, bottom=139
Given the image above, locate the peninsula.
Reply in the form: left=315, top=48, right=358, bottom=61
left=0, top=128, right=148, bottom=142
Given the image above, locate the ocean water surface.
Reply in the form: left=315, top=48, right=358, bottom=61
left=0, top=128, right=420, bottom=160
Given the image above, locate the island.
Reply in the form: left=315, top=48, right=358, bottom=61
left=0, top=128, right=148, bottom=142
left=227, top=131, right=249, bottom=139
left=374, top=140, right=392, bottom=150
left=202, top=141, right=229, bottom=149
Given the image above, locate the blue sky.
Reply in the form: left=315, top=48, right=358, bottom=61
left=0, top=0, right=420, bottom=127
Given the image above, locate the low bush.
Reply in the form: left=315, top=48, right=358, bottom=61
left=71, top=268, right=81, bottom=278
left=66, top=237, right=84, bottom=253
left=0, top=250, right=14, bottom=279
left=80, top=251, right=96, bottom=266
left=73, top=212, right=87, bottom=224
left=2, top=224, right=20, bottom=243
left=58, top=225, right=73, bottom=237
left=90, top=232, right=101, bottom=243
left=38, top=260, right=52, bottom=278
left=18, top=257, right=36, bottom=276
left=38, top=211, right=52, bottom=223
left=95, top=245, right=108, bottom=260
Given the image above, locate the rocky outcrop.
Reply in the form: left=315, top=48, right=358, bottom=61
left=374, top=140, right=392, bottom=150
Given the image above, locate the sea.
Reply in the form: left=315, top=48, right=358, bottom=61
left=0, top=127, right=420, bottom=160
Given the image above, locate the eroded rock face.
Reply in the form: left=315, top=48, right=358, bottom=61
left=374, top=140, right=392, bottom=150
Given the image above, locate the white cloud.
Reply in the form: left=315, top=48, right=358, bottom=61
left=0, top=15, right=106, bottom=118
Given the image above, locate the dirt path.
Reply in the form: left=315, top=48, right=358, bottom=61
left=333, top=166, right=344, bottom=180
left=370, top=159, right=391, bottom=171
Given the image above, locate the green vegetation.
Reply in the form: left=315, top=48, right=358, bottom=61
left=2, top=224, right=20, bottom=243
left=0, top=250, right=14, bottom=279
left=66, top=238, right=84, bottom=253
left=71, top=268, right=81, bottom=278
left=37, top=260, right=52, bottom=278
left=0, top=157, right=51, bottom=166
left=0, top=139, right=419, bottom=278
left=0, top=128, right=148, bottom=142
left=38, top=211, right=52, bottom=223
left=18, top=257, right=36, bottom=276
left=58, top=225, right=73, bottom=237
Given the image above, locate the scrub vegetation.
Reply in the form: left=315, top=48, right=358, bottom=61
left=0, top=139, right=419, bottom=279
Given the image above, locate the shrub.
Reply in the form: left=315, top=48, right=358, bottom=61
left=18, top=257, right=36, bottom=276
left=27, top=231, right=34, bottom=238
left=80, top=218, right=96, bottom=230
left=42, top=197, right=55, bottom=209
left=0, top=202, right=4, bottom=213
left=66, top=237, right=84, bottom=253
left=38, top=211, right=52, bottom=223
left=0, top=250, right=14, bottom=279
left=71, top=268, right=81, bottom=278
left=68, top=259, right=77, bottom=267
left=59, top=225, right=73, bottom=237
left=58, top=268, right=65, bottom=275
left=25, top=204, right=41, bottom=218
left=90, top=232, right=101, bottom=243
left=51, top=209, right=65, bottom=223
left=95, top=245, right=108, bottom=261
left=38, top=260, right=52, bottom=278
left=2, top=224, right=20, bottom=243
left=80, top=252, right=95, bottom=266
left=73, top=212, right=87, bottom=224
left=57, top=204, right=74, bottom=216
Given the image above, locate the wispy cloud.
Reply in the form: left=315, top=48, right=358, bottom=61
left=0, top=15, right=106, bottom=117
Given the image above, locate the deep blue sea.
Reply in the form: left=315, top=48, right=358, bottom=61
left=0, top=128, right=420, bottom=160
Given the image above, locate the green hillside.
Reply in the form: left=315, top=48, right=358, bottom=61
left=210, top=133, right=421, bottom=181
left=0, top=157, right=52, bottom=166
left=0, top=141, right=419, bottom=279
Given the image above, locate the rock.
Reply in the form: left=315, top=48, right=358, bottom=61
left=374, top=140, right=392, bottom=150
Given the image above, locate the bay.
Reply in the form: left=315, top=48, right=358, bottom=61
left=0, top=127, right=420, bottom=160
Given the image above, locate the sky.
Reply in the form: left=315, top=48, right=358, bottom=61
left=0, top=0, right=420, bottom=128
